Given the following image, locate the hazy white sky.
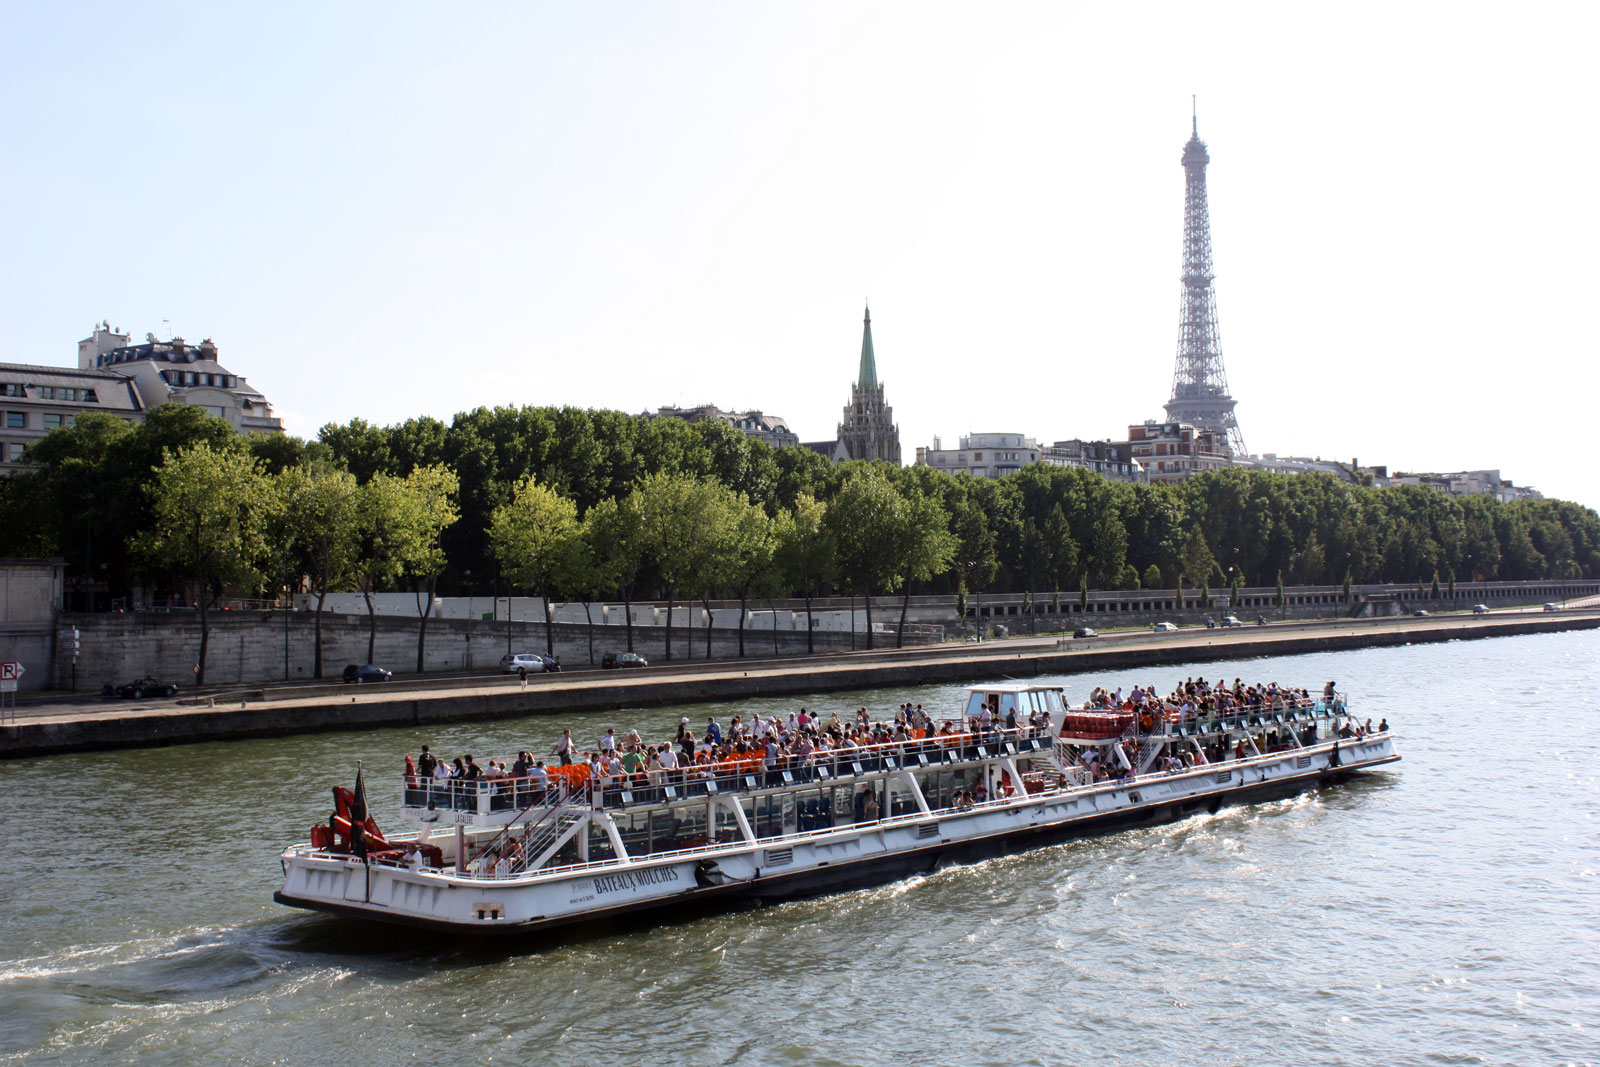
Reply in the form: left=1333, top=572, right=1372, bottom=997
left=3, top=3, right=1596, bottom=505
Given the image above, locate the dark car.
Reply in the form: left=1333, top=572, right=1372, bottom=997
left=111, top=675, right=179, bottom=699
left=1072, top=627, right=1098, bottom=639
left=1412, top=609, right=1430, bottom=617
left=343, top=663, right=392, bottom=684
left=601, top=652, right=649, bottom=669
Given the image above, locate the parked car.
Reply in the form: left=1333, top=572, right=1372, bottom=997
left=601, top=652, right=649, bottom=669
left=1472, top=604, right=1490, bottom=615
left=342, top=663, right=391, bottom=683
left=1072, top=627, right=1098, bottom=639
left=499, top=653, right=546, bottom=674
left=1220, top=615, right=1244, bottom=628
left=1412, top=609, right=1430, bottom=617
left=1152, top=621, right=1178, bottom=632
left=1543, top=603, right=1559, bottom=612
left=110, top=675, right=179, bottom=699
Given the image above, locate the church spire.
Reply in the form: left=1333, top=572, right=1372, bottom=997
left=857, top=303, right=877, bottom=390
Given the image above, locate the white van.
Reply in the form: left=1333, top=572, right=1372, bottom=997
left=499, top=653, right=546, bottom=674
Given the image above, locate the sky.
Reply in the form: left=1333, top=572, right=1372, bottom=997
left=3, top=2, right=1597, bottom=507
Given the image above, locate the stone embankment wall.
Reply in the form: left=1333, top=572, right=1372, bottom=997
left=939, top=579, right=1600, bottom=633
left=19, top=578, right=1597, bottom=691
left=8, top=612, right=1598, bottom=758
left=52, top=611, right=911, bottom=690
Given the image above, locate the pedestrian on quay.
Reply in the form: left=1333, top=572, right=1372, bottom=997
left=518, top=665, right=527, bottom=689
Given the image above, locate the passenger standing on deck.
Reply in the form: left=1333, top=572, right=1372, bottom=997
left=417, top=745, right=437, bottom=778
left=707, top=716, right=723, bottom=746
left=553, top=729, right=574, bottom=766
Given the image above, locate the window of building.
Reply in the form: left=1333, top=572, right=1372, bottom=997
left=974, top=452, right=983, bottom=460
left=5, top=412, right=24, bottom=428
left=43, top=414, right=62, bottom=429
left=8, top=442, right=24, bottom=461
left=83, top=389, right=97, bottom=403
left=0, top=383, right=24, bottom=397
left=202, top=405, right=227, bottom=418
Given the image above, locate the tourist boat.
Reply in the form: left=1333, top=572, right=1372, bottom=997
left=275, top=683, right=1399, bottom=933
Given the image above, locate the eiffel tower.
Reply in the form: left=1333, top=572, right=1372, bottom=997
left=1163, top=105, right=1246, bottom=456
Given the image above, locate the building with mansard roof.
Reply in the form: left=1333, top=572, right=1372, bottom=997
left=647, top=404, right=799, bottom=449
left=0, top=321, right=283, bottom=473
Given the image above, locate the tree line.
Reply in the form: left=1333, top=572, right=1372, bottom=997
left=2, top=404, right=1596, bottom=679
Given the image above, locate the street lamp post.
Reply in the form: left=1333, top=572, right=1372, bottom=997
left=282, top=585, right=290, bottom=680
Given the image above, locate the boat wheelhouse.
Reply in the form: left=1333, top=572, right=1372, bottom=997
left=276, top=682, right=1398, bottom=933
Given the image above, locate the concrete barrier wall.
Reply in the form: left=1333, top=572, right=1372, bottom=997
left=50, top=610, right=908, bottom=690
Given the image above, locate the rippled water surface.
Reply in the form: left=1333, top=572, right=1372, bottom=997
left=3, top=631, right=1597, bottom=1065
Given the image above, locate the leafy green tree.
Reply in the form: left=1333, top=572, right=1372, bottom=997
left=632, top=472, right=730, bottom=660
left=318, top=418, right=392, bottom=483
left=351, top=473, right=415, bottom=663
left=583, top=496, right=644, bottom=654
left=250, top=433, right=316, bottom=474
left=720, top=499, right=777, bottom=657
left=1089, top=511, right=1128, bottom=590
left=825, top=469, right=908, bottom=649
left=1142, top=563, right=1162, bottom=590
left=1042, top=504, right=1079, bottom=595
left=393, top=465, right=460, bottom=673
left=951, top=500, right=998, bottom=635
left=0, top=412, right=137, bottom=599
left=140, top=444, right=277, bottom=685
left=1178, top=525, right=1217, bottom=591
left=490, top=477, right=583, bottom=658
left=892, top=488, right=957, bottom=647
left=559, top=519, right=607, bottom=666
left=774, top=494, right=833, bottom=654
left=275, top=464, right=362, bottom=677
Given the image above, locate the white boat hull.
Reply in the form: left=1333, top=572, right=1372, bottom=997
left=277, top=736, right=1398, bottom=934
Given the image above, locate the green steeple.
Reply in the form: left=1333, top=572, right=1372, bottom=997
left=857, top=304, right=877, bottom=390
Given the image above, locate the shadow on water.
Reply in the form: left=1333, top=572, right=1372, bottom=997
left=270, top=894, right=780, bottom=966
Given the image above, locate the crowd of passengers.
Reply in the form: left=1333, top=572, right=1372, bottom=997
left=405, top=680, right=1387, bottom=799
left=1080, top=675, right=1341, bottom=717
left=1062, top=676, right=1386, bottom=783
left=407, top=701, right=1055, bottom=795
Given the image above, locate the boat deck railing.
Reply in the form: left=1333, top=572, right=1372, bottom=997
left=400, top=725, right=1059, bottom=817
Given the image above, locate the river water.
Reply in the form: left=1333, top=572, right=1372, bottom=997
left=2, top=630, right=1596, bottom=1066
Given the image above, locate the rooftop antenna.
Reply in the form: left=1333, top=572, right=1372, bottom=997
left=162, top=318, right=172, bottom=340
left=1191, top=94, right=1197, bottom=135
